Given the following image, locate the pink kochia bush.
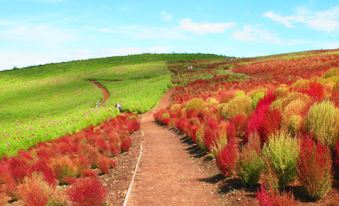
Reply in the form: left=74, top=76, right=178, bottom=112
left=0, top=113, right=139, bottom=204
left=297, top=137, right=332, bottom=200
left=67, top=177, right=107, bottom=206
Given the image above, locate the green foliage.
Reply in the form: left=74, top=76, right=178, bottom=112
left=210, top=122, right=228, bottom=158
left=251, top=91, right=266, bottom=109
left=220, top=95, right=253, bottom=120
left=262, top=131, right=299, bottom=189
left=323, top=67, right=338, bottom=79
left=237, top=134, right=264, bottom=186
left=185, top=98, right=205, bottom=111
left=196, top=127, right=206, bottom=151
left=287, top=115, right=302, bottom=137
left=305, top=101, right=338, bottom=147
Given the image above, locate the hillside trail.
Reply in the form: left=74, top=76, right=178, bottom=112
left=90, top=80, right=110, bottom=104
left=127, top=89, right=221, bottom=206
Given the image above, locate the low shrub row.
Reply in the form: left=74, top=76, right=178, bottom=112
left=154, top=66, right=339, bottom=204
left=0, top=113, right=140, bottom=205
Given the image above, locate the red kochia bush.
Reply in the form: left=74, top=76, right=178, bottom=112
left=229, top=114, right=247, bottom=138
left=8, top=157, right=30, bottom=183
left=246, top=93, right=276, bottom=144
left=216, top=139, right=239, bottom=176
left=120, top=136, right=132, bottom=152
left=299, top=82, right=324, bottom=101
left=297, top=137, right=332, bottom=200
left=259, top=109, right=282, bottom=143
left=67, top=177, right=107, bottom=206
left=97, top=156, right=110, bottom=174
left=257, top=185, right=296, bottom=206
left=30, top=160, right=57, bottom=187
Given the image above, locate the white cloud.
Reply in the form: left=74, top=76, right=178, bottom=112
left=0, top=19, right=77, bottom=47
left=98, top=25, right=186, bottom=40
left=160, top=11, right=173, bottom=22
left=263, top=6, right=339, bottom=33
left=179, top=18, right=235, bottom=34
left=263, top=11, right=301, bottom=28
left=232, top=25, right=282, bottom=44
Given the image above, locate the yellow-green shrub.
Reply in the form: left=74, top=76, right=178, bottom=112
left=185, top=98, right=205, bottom=111
left=271, top=92, right=310, bottom=112
left=162, top=112, right=170, bottom=119
left=262, top=131, right=299, bottom=189
left=305, top=101, right=338, bottom=147
left=237, top=134, right=264, bottom=186
left=206, top=97, right=219, bottom=106
left=251, top=91, right=266, bottom=109
left=235, top=90, right=246, bottom=97
left=210, top=122, right=228, bottom=158
left=287, top=115, right=302, bottom=137
left=220, top=95, right=253, bottom=120
left=282, top=99, right=307, bottom=129
left=291, top=79, right=310, bottom=90
left=275, top=84, right=289, bottom=97
left=196, top=127, right=206, bottom=151
left=323, top=67, right=338, bottom=79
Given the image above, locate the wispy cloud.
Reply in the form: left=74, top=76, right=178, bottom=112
left=232, top=25, right=282, bottom=44
left=179, top=18, right=235, bottom=34
left=0, top=19, right=77, bottom=47
left=263, top=6, right=339, bottom=33
left=160, top=11, right=173, bottom=22
left=98, top=25, right=186, bottom=40
left=98, top=18, right=236, bottom=38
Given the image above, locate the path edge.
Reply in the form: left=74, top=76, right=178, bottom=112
left=122, top=144, right=143, bottom=206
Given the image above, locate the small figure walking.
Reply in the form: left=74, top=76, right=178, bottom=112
left=96, top=100, right=101, bottom=108
left=115, top=103, right=123, bottom=112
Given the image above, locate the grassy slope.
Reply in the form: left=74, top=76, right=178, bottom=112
left=0, top=53, right=224, bottom=157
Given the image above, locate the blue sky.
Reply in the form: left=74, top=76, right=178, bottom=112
left=0, top=0, right=338, bottom=70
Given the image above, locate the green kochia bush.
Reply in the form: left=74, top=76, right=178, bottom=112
left=237, top=134, right=264, bottom=186
left=185, top=98, right=205, bottom=111
left=305, top=101, right=338, bottom=147
left=263, top=131, right=299, bottom=189
left=220, top=95, right=253, bottom=120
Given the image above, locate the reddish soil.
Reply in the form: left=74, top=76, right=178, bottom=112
left=127, top=90, right=223, bottom=206
left=90, top=80, right=110, bottom=104
left=102, top=130, right=143, bottom=206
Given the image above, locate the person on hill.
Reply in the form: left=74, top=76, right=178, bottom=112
left=96, top=100, right=101, bottom=108
left=115, top=103, right=123, bottom=112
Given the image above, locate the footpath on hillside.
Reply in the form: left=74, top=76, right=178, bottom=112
left=90, top=80, right=110, bottom=104
left=127, top=89, right=221, bottom=206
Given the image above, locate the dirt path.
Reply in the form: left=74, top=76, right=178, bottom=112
left=90, top=80, right=110, bottom=104
left=127, top=89, right=221, bottom=206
